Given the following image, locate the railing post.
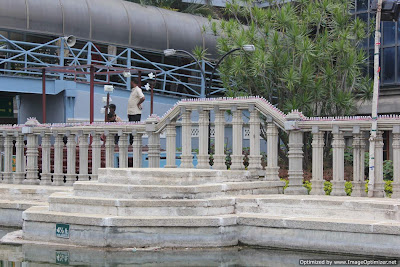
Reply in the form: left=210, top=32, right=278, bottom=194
left=310, top=127, right=325, bottom=195
left=65, top=131, right=76, bottom=186
left=53, top=133, right=64, bottom=186
left=180, top=107, right=193, bottom=168
left=197, top=108, right=210, bottom=169
left=0, top=135, right=3, bottom=181
left=78, top=132, right=89, bottom=181
left=371, top=131, right=385, bottom=197
left=13, top=133, right=25, bottom=184
left=118, top=132, right=129, bottom=168
left=146, top=117, right=160, bottom=168
left=213, top=106, right=226, bottom=170
left=285, top=112, right=307, bottom=195
left=2, top=133, right=13, bottom=184
left=231, top=107, right=244, bottom=170
left=91, top=132, right=101, bottom=180
left=331, top=126, right=346, bottom=196
left=352, top=127, right=366, bottom=197
left=105, top=131, right=115, bottom=168
left=40, top=132, right=52, bottom=185
left=265, top=118, right=280, bottom=180
left=132, top=131, right=143, bottom=168
left=24, top=131, right=39, bottom=185
left=165, top=119, right=177, bottom=168
left=391, top=126, right=400, bottom=198
left=248, top=106, right=261, bottom=173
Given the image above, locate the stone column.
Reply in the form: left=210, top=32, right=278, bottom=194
left=352, top=128, right=366, bottom=197
left=118, top=132, right=129, bottom=168
left=105, top=131, right=115, bottom=168
left=285, top=130, right=307, bottom=195
left=2, top=134, right=13, bottom=184
left=248, top=106, right=262, bottom=172
left=310, top=127, right=325, bottom=195
left=132, top=131, right=143, bottom=168
left=231, top=107, right=243, bottom=170
left=165, top=119, right=177, bottom=168
left=213, top=107, right=226, bottom=170
left=53, top=133, right=64, bottom=186
left=78, top=133, right=89, bottom=181
left=25, top=132, right=39, bottom=185
left=180, top=108, right=193, bottom=168
left=391, top=126, right=400, bottom=198
left=331, top=127, right=346, bottom=196
left=0, top=135, right=3, bottom=182
left=372, top=131, right=385, bottom=197
left=40, top=133, right=52, bottom=185
left=197, top=108, right=209, bottom=169
left=146, top=117, right=160, bottom=168
left=265, top=120, right=280, bottom=180
left=65, top=132, right=76, bottom=186
left=13, top=133, right=25, bottom=184
left=91, top=133, right=101, bottom=180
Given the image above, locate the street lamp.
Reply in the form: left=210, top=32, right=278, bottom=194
left=102, top=84, right=114, bottom=122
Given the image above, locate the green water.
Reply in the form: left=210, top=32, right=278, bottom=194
left=0, top=228, right=397, bottom=266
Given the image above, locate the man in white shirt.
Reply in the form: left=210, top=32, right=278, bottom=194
left=127, top=78, right=145, bottom=122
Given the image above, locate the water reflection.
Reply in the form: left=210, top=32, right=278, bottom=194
left=0, top=229, right=395, bottom=266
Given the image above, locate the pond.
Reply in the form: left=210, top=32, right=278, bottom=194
left=0, top=228, right=397, bottom=266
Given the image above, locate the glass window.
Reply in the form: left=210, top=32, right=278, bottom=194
left=356, top=0, right=369, bottom=12
left=383, top=21, right=396, bottom=46
left=383, top=47, right=396, bottom=83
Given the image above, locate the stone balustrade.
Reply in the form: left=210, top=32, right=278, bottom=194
left=0, top=96, right=399, bottom=198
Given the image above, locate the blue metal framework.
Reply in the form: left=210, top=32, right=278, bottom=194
left=0, top=34, right=225, bottom=98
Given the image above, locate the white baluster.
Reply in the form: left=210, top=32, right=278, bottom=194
left=146, top=117, right=160, bottom=168
left=310, top=128, right=325, bottom=195
left=25, top=132, right=39, bottom=185
left=65, top=132, right=76, bottom=186
left=2, top=134, right=13, bottom=184
left=231, top=107, right=243, bottom=170
left=180, top=108, right=193, bottom=168
left=0, top=136, right=3, bottom=182
left=165, top=119, right=177, bottom=168
left=213, top=107, right=226, bottom=170
left=352, top=130, right=366, bottom=197
left=40, top=133, right=52, bottom=185
left=248, top=106, right=262, bottom=173
left=197, top=108, right=210, bottom=169
left=391, top=126, right=400, bottom=198
left=13, top=133, right=25, bottom=184
left=91, top=133, right=101, bottom=180
left=105, top=131, right=115, bottom=168
left=285, top=130, right=307, bottom=195
left=372, top=131, right=385, bottom=197
left=331, top=127, right=346, bottom=196
left=132, top=131, right=143, bottom=168
left=53, top=133, right=65, bottom=186
left=265, top=120, right=280, bottom=180
left=118, top=132, right=128, bottom=168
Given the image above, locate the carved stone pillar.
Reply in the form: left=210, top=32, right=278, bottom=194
left=40, top=133, right=52, bottom=185
left=197, top=109, right=209, bottom=169
left=310, top=128, right=325, bottom=195
left=24, top=133, right=39, bottom=185
left=132, top=131, right=143, bottom=168
left=331, top=128, right=346, bottom=196
left=91, top=133, right=101, bottom=180
left=118, top=132, right=129, bottom=168
left=165, top=120, right=177, bottom=168
left=0, top=136, right=3, bottom=182
left=285, top=130, right=307, bottom=195
left=265, top=120, right=280, bottom=180
left=2, top=134, right=13, bottom=184
left=52, top=133, right=64, bottom=186
left=372, top=131, right=385, bottom=197
left=146, top=117, right=160, bottom=168
left=231, top=107, right=243, bottom=170
left=391, top=126, right=400, bottom=198
left=213, top=107, right=226, bottom=170
left=352, top=128, right=366, bottom=197
left=65, top=132, right=76, bottom=186
left=78, top=133, right=89, bottom=181
left=105, top=131, right=115, bottom=168
left=13, top=133, right=25, bottom=184
left=248, top=106, right=262, bottom=172
left=180, top=108, right=193, bottom=168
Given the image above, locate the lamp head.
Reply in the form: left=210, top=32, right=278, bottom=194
left=164, top=49, right=176, bottom=56
left=242, top=45, right=255, bottom=52
left=104, top=85, right=114, bottom=92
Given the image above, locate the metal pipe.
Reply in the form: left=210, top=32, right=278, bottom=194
left=90, top=65, right=95, bottom=124
left=42, top=68, right=46, bottom=123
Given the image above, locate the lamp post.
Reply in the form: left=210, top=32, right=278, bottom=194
left=101, top=85, right=114, bottom=122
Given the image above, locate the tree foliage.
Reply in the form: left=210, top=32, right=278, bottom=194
left=214, top=0, right=372, bottom=117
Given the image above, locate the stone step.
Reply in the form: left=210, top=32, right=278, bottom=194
left=97, top=168, right=254, bottom=185
left=235, top=195, right=400, bottom=221
left=73, top=181, right=284, bottom=199
left=48, top=192, right=236, bottom=216
left=0, top=200, right=47, bottom=227
left=0, top=184, right=72, bottom=202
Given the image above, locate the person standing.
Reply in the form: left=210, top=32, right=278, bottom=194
left=127, top=78, right=145, bottom=122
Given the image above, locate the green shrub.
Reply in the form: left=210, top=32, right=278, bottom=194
left=385, top=180, right=392, bottom=197
left=324, top=181, right=332, bottom=195
left=303, top=180, right=312, bottom=195
left=383, top=160, right=393, bottom=181
left=345, top=181, right=353, bottom=196
left=281, top=178, right=289, bottom=191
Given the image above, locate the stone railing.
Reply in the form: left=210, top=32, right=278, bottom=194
left=0, top=96, right=399, bottom=197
